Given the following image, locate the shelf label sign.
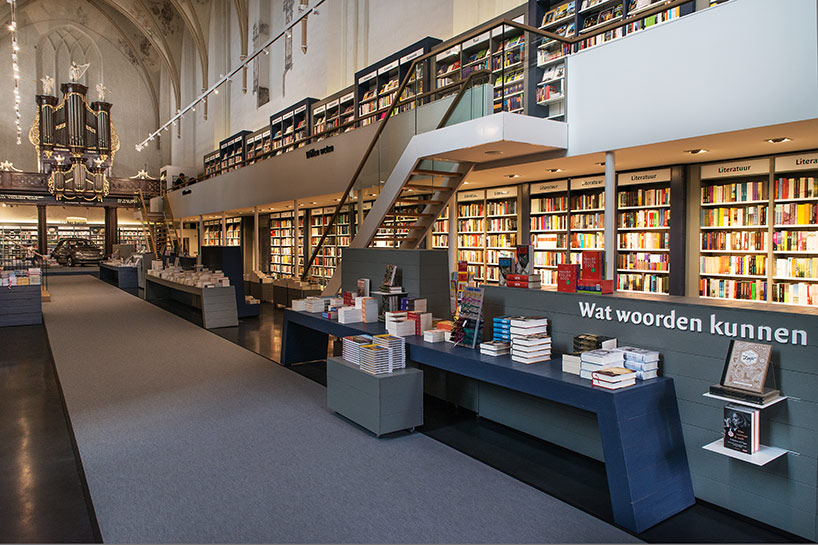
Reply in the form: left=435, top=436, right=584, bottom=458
left=360, top=71, right=377, bottom=83
left=378, top=60, right=399, bottom=75
left=283, top=111, right=294, bottom=120
left=328, top=99, right=340, bottom=108
left=618, top=168, right=671, bottom=186
left=400, top=49, right=424, bottom=65
left=271, top=117, right=282, bottom=124
left=570, top=176, right=605, bottom=190
left=458, top=189, right=485, bottom=202
left=775, top=152, right=818, bottom=173
left=488, top=186, right=518, bottom=199
left=294, top=105, right=307, bottom=115
left=531, top=180, right=568, bottom=194
left=340, top=92, right=354, bottom=103
left=701, top=158, right=769, bottom=179
left=436, top=46, right=461, bottom=61
left=469, top=32, right=491, bottom=46
left=315, top=105, right=326, bottom=114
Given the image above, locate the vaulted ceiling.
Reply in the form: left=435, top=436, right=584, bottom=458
left=2, top=0, right=250, bottom=127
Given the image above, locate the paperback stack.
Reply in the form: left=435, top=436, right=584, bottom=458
left=359, top=344, right=392, bottom=375
left=321, top=308, right=338, bottom=320
left=385, top=311, right=415, bottom=337
left=492, top=316, right=512, bottom=342
left=616, top=347, right=660, bottom=380
left=407, top=311, right=433, bottom=335
left=573, top=333, right=617, bottom=352
left=329, top=296, right=344, bottom=308
left=343, top=292, right=356, bottom=306
left=579, top=349, right=625, bottom=380
left=592, top=367, right=637, bottom=390
left=305, top=297, right=329, bottom=313
left=723, top=404, right=760, bottom=454
left=509, top=317, right=552, bottom=364
left=357, top=297, right=379, bottom=323
left=342, top=335, right=373, bottom=364
left=338, top=306, right=362, bottom=324
left=480, top=340, right=511, bottom=357
left=400, top=297, right=427, bottom=312
left=373, top=334, right=406, bottom=369
left=423, top=329, right=446, bottom=343
left=292, top=299, right=308, bottom=311
left=561, top=352, right=583, bottom=375
left=506, top=273, right=542, bottom=289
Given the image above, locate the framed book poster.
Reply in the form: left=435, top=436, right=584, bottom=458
left=720, top=340, right=773, bottom=394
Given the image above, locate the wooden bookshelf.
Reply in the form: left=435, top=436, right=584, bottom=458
left=530, top=180, right=569, bottom=286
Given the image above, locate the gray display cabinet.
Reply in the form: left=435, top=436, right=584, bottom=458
left=327, top=357, right=423, bottom=437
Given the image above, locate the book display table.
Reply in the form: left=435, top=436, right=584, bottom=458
left=281, top=308, right=694, bottom=533
left=327, top=357, right=423, bottom=437
left=145, top=276, right=238, bottom=329
left=99, top=263, right=138, bottom=290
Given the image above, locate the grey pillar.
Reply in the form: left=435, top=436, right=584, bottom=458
left=604, top=151, right=616, bottom=282
left=253, top=206, right=259, bottom=271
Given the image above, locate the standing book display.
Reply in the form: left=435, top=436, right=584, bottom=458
left=372, top=264, right=407, bottom=322
left=709, top=340, right=778, bottom=404
left=450, top=286, right=484, bottom=348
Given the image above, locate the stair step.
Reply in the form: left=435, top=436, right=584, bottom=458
left=394, top=199, right=443, bottom=205
left=403, top=183, right=454, bottom=192
left=411, top=169, right=463, bottom=178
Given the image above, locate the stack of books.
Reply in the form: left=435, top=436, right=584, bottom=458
left=343, top=292, right=356, bottom=306
left=292, top=299, right=308, bottom=311
left=723, top=404, right=760, bottom=454
left=492, top=316, right=511, bottom=342
left=506, top=274, right=542, bottom=289
left=615, top=347, right=660, bottom=380
left=342, top=335, right=373, bottom=364
left=573, top=333, right=617, bottom=352
left=305, top=297, right=329, bottom=313
left=407, top=311, right=433, bottom=335
left=423, top=329, right=446, bottom=343
left=321, top=308, right=338, bottom=320
left=480, top=340, right=511, bottom=357
left=400, top=297, right=427, bottom=312
left=359, top=344, right=392, bottom=375
left=356, top=297, right=379, bottom=323
left=373, top=334, right=406, bottom=369
left=561, top=352, right=583, bottom=375
left=338, top=306, right=362, bottom=324
left=329, top=296, right=344, bottom=308
left=591, top=367, right=637, bottom=390
left=510, top=317, right=552, bottom=364
left=580, top=349, right=625, bottom=379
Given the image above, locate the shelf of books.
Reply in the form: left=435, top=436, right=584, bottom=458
left=491, top=17, right=527, bottom=114
left=484, top=187, right=518, bottom=283
left=271, top=98, right=317, bottom=156
left=0, top=224, right=38, bottom=261
left=577, top=0, right=624, bottom=50
left=616, top=168, right=672, bottom=294
left=269, top=211, right=295, bottom=278
left=311, top=88, right=355, bottom=140
left=219, top=131, right=251, bottom=172
left=771, top=152, right=818, bottom=306
left=456, top=189, right=487, bottom=282
left=202, top=218, right=241, bottom=247
left=534, top=1, right=574, bottom=119
left=307, top=206, right=353, bottom=284
left=118, top=226, right=144, bottom=247
left=45, top=224, right=103, bottom=253
left=699, top=159, right=771, bottom=302
left=432, top=205, right=449, bottom=249
left=203, top=151, right=220, bottom=177
left=624, top=0, right=695, bottom=36
left=530, top=180, right=569, bottom=286
left=245, top=127, right=272, bottom=165
left=373, top=198, right=426, bottom=248
left=296, top=210, right=306, bottom=276
left=569, top=175, right=605, bottom=265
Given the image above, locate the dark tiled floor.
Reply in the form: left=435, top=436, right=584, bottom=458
left=0, top=325, right=99, bottom=543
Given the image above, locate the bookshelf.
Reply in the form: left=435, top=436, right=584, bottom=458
left=616, top=168, right=672, bottom=294
left=457, top=189, right=486, bottom=282
left=624, top=0, right=695, bottom=36
left=484, top=186, right=518, bottom=283
left=533, top=1, right=574, bottom=120
left=355, top=37, right=441, bottom=127
left=270, top=98, right=317, bottom=156
left=569, top=175, right=606, bottom=264
left=530, top=180, right=569, bottom=286
left=699, top=159, right=770, bottom=302
left=296, top=209, right=306, bottom=276
left=771, top=152, right=818, bottom=306
left=269, top=211, right=295, bottom=278
left=0, top=224, right=38, bottom=261
left=492, top=17, right=528, bottom=115
left=304, top=205, right=353, bottom=284
left=202, top=217, right=241, bottom=247
left=577, top=0, right=624, bottom=50
left=46, top=224, right=102, bottom=253
left=432, top=205, right=449, bottom=249
left=245, top=127, right=272, bottom=165
left=311, top=87, right=355, bottom=140
left=118, top=226, right=144, bottom=247
left=203, top=151, right=220, bottom=177
left=219, top=131, right=251, bottom=172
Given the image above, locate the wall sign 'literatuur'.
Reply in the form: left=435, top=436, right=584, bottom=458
left=577, top=300, right=808, bottom=346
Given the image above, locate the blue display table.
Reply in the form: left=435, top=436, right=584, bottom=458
left=99, top=263, right=138, bottom=289
left=281, top=308, right=694, bottom=533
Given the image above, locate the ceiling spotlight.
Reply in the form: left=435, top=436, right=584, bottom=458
left=214, top=89, right=219, bottom=95
left=684, top=149, right=709, bottom=155
left=484, top=150, right=503, bottom=156
left=546, top=168, right=564, bottom=173
left=334, top=198, right=341, bottom=202
left=505, top=174, right=520, bottom=178
left=595, top=161, right=606, bottom=166
left=369, top=193, right=377, bottom=197
left=310, top=201, right=317, bottom=204
left=765, top=137, right=792, bottom=144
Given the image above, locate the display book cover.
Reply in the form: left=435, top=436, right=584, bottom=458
left=723, top=404, right=760, bottom=454
left=709, top=340, right=779, bottom=404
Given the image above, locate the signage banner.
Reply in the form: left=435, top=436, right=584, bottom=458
left=530, top=180, right=568, bottom=194
left=618, top=168, right=672, bottom=186
left=775, top=152, right=818, bottom=173
left=701, top=158, right=769, bottom=179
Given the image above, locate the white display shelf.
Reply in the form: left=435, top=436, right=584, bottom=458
left=773, top=250, right=815, bottom=254
left=700, top=272, right=767, bottom=279
left=617, top=204, right=671, bottom=211
left=772, top=197, right=818, bottom=203
left=538, top=76, right=565, bottom=86
left=701, top=249, right=767, bottom=254
left=702, top=439, right=787, bottom=466
left=531, top=229, right=568, bottom=234
left=700, top=199, right=768, bottom=207
left=531, top=210, right=568, bottom=215
left=618, top=247, right=669, bottom=252
left=617, top=226, right=670, bottom=231
left=773, top=277, right=818, bottom=282
left=702, top=392, right=788, bottom=409
left=617, top=268, right=669, bottom=274
left=774, top=224, right=818, bottom=229
left=701, top=225, right=768, bottom=230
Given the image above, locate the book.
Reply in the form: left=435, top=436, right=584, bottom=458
left=356, top=278, right=370, bottom=297
left=573, top=334, right=617, bottom=351
left=616, top=346, right=660, bottom=363
left=592, top=378, right=635, bottom=390
left=510, top=333, right=552, bottom=347
left=562, top=352, right=582, bottom=375
left=723, top=404, right=760, bottom=454
left=515, top=245, right=534, bottom=276
left=381, top=264, right=397, bottom=289
left=708, top=384, right=780, bottom=405
left=510, top=325, right=549, bottom=336
left=581, top=348, right=624, bottom=365
left=581, top=250, right=605, bottom=281
left=592, top=367, right=636, bottom=383
left=507, top=274, right=540, bottom=282
left=498, top=257, right=513, bottom=286
left=509, top=316, right=549, bottom=328
left=512, top=352, right=552, bottom=364
left=577, top=279, right=614, bottom=294
left=719, top=340, right=773, bottom=394
left=557, top=264, right=580, bottom=292
left=507, top=280, right=542, bottom=289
